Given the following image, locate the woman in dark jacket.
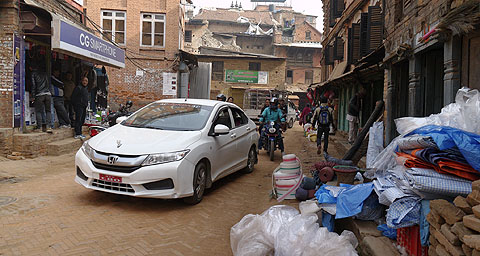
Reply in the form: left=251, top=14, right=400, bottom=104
left=71, top=77, right=89, bottom=139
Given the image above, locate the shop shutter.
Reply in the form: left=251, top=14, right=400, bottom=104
left=335, top=0, right=345, bottom=18
left=349, top=24, right=361, bottom=63
left=333, top=37, right=344, bottom=60
left=367, top=6, right=384, bottom=52
left=360, top=13, right=369, bottom=57
left=325, top=45, right=334, bottom=65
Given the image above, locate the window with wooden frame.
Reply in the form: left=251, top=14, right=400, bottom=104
left=333, top=37, right=344, bottom=60
left=141, top=13, right=166, bottom=47
left=249, top=62, right=261, bottom=71
left=185, top=30, right=192, bottom=43
left=212, top=61, right=224, bottom=81
left=305, top=70, right=313, bottom=85
left=367, top=6, right=383, bottom=53
left=101, top=10, right=126, bottom=45
left=306, top=31, right=311, bottom=40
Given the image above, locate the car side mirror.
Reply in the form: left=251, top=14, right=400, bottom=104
left=116, top=116, right=128, bottom=124
left=213, top=124, right=229, bottom=136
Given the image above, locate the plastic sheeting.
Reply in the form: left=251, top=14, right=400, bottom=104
left=406, top=125, right=480, bottom=171
left=336, top=183, right=374, bottom=219
left=377, top=224, right=397, bottom=240
left=230, top=205, right=358, bottom=256
left=367, top=122, right=384, bottom=168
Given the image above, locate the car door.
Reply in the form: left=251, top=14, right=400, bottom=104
left=230, top=107, right=253, bottom=169
left=209, top=106, right=237, bottom=181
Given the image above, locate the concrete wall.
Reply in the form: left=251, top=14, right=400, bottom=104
left=84, top=0, right=183, bottom=109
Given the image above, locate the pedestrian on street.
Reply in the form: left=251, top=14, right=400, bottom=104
left=227, top=96, right=234, bottom=103
left=313, top=97, right=333, bottom=154
left=63, top=72, right=76, bottom=125
left=347, top=89, right=366, bottom=144
left=31, top=65, right=53, bottom=133
left=51, top=69, right=71, bottom=128
left=299, top=103, right=311, bottom=127
left=279, top=97, right=287, bottom=115
left=260, top=98, right=270, bottom=114
left=71, top=77, right=89, bottom=139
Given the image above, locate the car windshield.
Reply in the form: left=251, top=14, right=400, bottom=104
left=122, top=102, right=213, bottom=131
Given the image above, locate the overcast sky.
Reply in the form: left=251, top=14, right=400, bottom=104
left=191, top=0, right=324, bottom=32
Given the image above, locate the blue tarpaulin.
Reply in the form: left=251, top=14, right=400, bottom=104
left=335, top=183, right=374, bottom=219
left=407, top=125, right=480, bottom=171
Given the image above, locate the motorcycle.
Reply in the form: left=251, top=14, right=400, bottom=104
left=88, top=101, right=133, bottom=137
left=260, top=120, right=283, bottom=161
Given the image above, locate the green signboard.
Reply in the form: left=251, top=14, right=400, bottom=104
left=225, top=70, right=268, bottom=84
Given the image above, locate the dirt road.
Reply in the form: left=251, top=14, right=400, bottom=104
left=0, top=124, right=332, bottom=255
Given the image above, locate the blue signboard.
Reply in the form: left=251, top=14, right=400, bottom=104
left=52, top=19, right=125, bottom=68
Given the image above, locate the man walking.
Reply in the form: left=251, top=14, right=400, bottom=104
left=347, top=89, right=365, bottom=144
left=51, top=69, right=70, bottom=128
left=31, top=65, right=53, bottom=133
left=313, top=97, right=333, bottom=154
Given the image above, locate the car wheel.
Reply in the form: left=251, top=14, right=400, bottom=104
left=183, top=162, right=207, bottom=205
left=243, top=146, right=257, bottom=173
left=269, top=140, right=275, bottom=161
left=288, top=118, right=294, bottom=128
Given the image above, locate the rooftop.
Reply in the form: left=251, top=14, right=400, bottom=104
left=193, top=8, right=278, bottom=26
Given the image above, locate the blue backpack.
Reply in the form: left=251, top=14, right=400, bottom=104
left=319, top=106, right=331, bottom=125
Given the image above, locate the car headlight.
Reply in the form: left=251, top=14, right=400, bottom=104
left=142, top=150, right=190, bottom=166
left=81, top=141, right=94, bottom=159
left=269, top=127, right=276, bottom=133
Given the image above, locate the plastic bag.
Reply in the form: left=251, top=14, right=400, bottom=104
left=275, top=213, right=358, bottom=256
left=395, top=88, right=480, bottom=135
left=366, top=136, right=402, bottom=178
left=231, top=206, right=358, bottom=256
left=367, top=122, right=384, bottom=168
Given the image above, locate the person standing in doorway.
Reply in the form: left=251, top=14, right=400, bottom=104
left=71, top=77, right=89, bottom=139
left=31, top=65, right=53, bottom=133
left=313, top=97, right=333, bottom=154
left=51, top=69, right=70, bottom=128
left=63, top=72, right=75, bottom=124
left=347, top=89, right=366, bottom=144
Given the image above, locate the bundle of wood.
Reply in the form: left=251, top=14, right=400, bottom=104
left=428, top=180, right=480, bottom=256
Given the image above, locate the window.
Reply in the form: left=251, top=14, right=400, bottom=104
left=213, top=108, right=232, bottom=129
left=249, top=62, right=261, bottom=71
left=230, top=108, right=248, bottom=127
left=286, top=70, right=293, bottom=84
left=212, top=61, right=224, bottom=81
left=305, top=70, right=313, bottom=85
left=185, top=30, right=192, bottom=43
left=141, top=13, right=165, bottom=47
left=101, top=10, right=126, bottom=45
left=306, top=31, right=311, bottom=40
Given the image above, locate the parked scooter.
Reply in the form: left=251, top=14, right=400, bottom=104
left=88, top=100, right=133, bottom=137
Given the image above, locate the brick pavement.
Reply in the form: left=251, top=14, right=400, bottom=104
left=0, top=124, right=346, bottom=255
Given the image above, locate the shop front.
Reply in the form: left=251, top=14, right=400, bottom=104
left=15, top=0, right=125, bottom=130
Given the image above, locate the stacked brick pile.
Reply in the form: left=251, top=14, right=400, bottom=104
left=427, top=180, right=480, bottom=256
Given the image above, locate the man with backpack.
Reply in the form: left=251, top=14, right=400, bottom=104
left=313, top=97, right=333, bottom=154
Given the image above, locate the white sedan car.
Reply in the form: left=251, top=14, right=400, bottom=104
left=75, top=99, right=259, bottom=204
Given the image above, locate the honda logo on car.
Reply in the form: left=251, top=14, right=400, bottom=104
left=107, top=155, right=119, bottom=165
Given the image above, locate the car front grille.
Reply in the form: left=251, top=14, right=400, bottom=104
left=92, top=179, right=135, bottom=193
left=91, top=161, right=140, bottom=173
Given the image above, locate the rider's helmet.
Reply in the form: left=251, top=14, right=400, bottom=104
left=216, top=93, right=226, bottom=101
left=270, top=97, right=278, bottom=110
left=126, top=100, right=133, bottom=108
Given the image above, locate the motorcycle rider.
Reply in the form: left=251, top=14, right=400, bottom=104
left=258, top=97, right=286, bottom=155
left=216, top=93, right=226, bottom=102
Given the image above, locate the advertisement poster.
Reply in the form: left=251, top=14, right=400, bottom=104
left=162, top=73, right=178, bottom=96
left=13, top=35, right=24, bottom=128
left=225, top=70, right=268, bottom=84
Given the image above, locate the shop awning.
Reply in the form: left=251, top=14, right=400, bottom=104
left=24, top=0, right=125, bottom=68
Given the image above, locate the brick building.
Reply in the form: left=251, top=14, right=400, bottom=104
left=318, top=0, right=385, bottom=133
left=184, top=4, right=321, bottom=107
left=196, top=46, right=286, bottom=108
left=84, top=0, right=191, bottom=109
left=383, top=0, right=480, bottom=142
left=0, top=0, right=125, bottom=129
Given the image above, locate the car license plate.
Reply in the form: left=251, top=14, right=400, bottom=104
left=99, top=174, right=122, bottom=183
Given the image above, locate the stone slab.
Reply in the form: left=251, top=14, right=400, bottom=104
left=463, top=243, right=473, bottom=256
left=464, top=235, right=480, bottom=251
left=431, top=199, right=466, bottom=225
left=464, top=215, right=480, bottom=233
left=455, top=196, right=473, bottom=214
left=452, top=222, right=475, bottom=243
left=432, top=227, right=466, bottom=256
left=358, top=236, right=400, bottom=256
left=442, top=223, right=461, bottom=246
